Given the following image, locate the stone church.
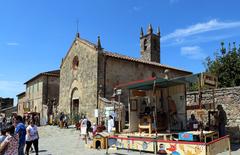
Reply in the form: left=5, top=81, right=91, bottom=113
left=59, top=25, right=191, bottom=122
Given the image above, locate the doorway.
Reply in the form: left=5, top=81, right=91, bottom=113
left=72, top=99, right=79, bottom=116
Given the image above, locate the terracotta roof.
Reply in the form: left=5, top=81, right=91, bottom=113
left=103, top=51, right=192, bottom=74
left=41, top=70, right=60, bottom=76
left=24, top=70, right=60, bottom=84
left=62, top=36, right=191, bottom=74
left=16, top=92, right=26, bottom=97
left=0, top=106, right=17, bottom=112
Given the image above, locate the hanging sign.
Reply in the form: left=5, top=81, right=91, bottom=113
left=201, top=73, right=218, bottom=88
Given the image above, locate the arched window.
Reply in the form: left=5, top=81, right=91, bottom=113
left=144, top=39, right=147, bottom=50
left=72, top=56, right=79, bottom=70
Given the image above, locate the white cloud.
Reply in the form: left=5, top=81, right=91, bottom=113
left=181, top=46, right=206, bottom=60
left=162, top=33, right=235, bottom=47
left=6, top=42, right=20, bottom=46
left=162, top=19, right=240, bottom=42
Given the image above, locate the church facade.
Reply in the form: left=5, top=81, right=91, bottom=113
left=59, top=25, right=192, bottom=122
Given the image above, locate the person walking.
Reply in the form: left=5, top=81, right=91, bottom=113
left=14, top=115, right=26, bottom=155
left=63, top=115, right=68, bottom=128
left=59, top=112, right=64, bottom=128
left=217, top=105, right=227, bottom=137
left=25, top=119, right=39, bottom=155
left=81, top=116, right=88, bottom=144
left=25, top=120, right=32, bottom=155
left=0, top=125, right=19, bottom=155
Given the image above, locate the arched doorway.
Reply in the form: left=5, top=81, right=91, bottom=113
left=70, top=88, right=80, bottom=121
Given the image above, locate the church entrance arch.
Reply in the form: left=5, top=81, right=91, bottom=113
left=70, top=88, right=80, bottom=120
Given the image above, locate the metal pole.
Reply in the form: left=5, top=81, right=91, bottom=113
left=118, top=94, right=121, bottom=133
left=213, top=89, right=215, bottom=111
left=198, top=74, right=202, bottom=109
left=153, top=80, right=158, bottom=155
left=97, top=94, right=99, bottom=125
left=167, top=87, right=170, bottom=132
left=106, top=139, right=109, bottom=155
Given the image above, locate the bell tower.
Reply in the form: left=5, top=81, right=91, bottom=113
left=140, top=24, right=161, bottom=63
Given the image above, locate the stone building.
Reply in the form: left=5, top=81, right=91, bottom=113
left=0, top=97, right=13, bottom=110
left=24, top=70, right=60, bottom=125
left=16, top=92, right=26, bottom=117
left=0, top=106, right=17, bottom=118
left=59, top=25, right=192, bottom=123
left=187, top=87, right=240, bottom=143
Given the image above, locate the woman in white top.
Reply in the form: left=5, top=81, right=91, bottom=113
left=108, top=115, right=114, bottom=133
left=80, top=116, right=88, bottom=135
left=25, top=119, right=39, bottom=155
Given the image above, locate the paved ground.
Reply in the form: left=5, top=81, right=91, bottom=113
left=31, top=126, right=240, bottom=155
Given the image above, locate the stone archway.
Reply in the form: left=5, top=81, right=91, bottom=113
left=70, top=88, right=80, bottom=122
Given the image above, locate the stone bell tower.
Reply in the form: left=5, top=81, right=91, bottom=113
left=140, top=24, right=161, bottom=63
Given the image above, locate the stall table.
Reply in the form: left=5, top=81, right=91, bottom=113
left=107, top=134, right=231, bottom=155
left=184, top=131, right=219, bottom=143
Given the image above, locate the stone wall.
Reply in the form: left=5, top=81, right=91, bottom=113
left=17, top=92, right=26, bottom=116
left=187, top=86, right=240, bottom=143
left=26, top=77, right=44, bottom=122
left=43, top=76, right=60, bottom=105
left=59, top=37, right=191, bottom=124
left=0, top=106, right=17, bottom=117
left=104, top=56, right=190, bottom=107
left=59, top=38, right=98, bottom=122
left=26, top=74, right=59, bottom=125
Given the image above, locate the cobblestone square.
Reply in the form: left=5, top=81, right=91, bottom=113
left=31, top=126, right=239, bottom=155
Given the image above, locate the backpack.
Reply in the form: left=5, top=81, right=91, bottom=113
left=87, top=120, right=91, bottom=129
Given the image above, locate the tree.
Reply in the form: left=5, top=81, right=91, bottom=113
left=204, top=42, right=240, bottom=87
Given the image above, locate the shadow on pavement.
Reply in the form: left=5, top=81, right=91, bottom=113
left=30, top=150, right=48, bottom=154
left=31, top=149, right=47, bottom=153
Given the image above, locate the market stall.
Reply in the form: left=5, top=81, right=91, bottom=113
left=124, top=77, right=187, bottom=133
left=108, top=134, right=230, bottom=155
left=106, top=76, right=230, bottom=155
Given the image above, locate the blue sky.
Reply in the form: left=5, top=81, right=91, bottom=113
left=1, top=0, right=240, bottom=104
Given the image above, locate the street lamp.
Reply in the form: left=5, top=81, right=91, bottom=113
left=116, top=89, right=122, bottom=133
left=96, top=84, right=104, bottom=125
